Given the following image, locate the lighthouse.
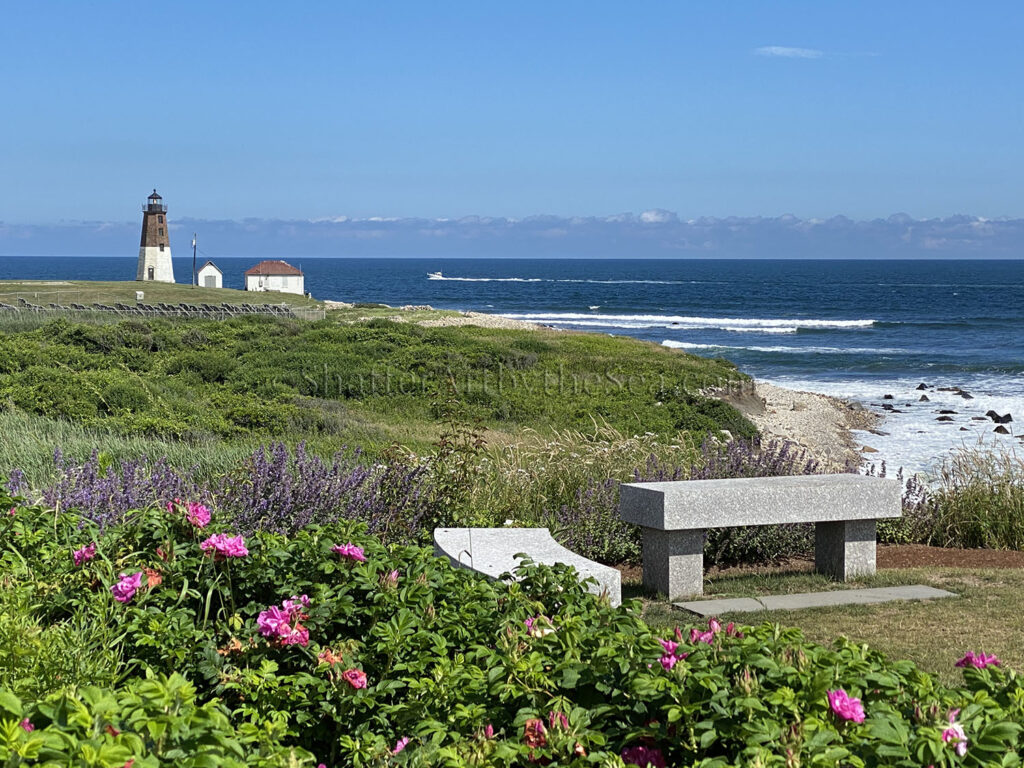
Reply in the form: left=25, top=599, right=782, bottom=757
left=136, top=189, right=175, bottom=282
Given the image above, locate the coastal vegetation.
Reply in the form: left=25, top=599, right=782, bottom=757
left=3, top=487, right=1022, bottom=767
left=2, top=303, right=1024, bottom=766
left=0, top=313, right=753, bottom=485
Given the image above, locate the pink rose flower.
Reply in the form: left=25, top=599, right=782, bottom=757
left=658, top=638, right=678, bottom=655
left=331, top=542, right=366, bottom=562
left=186, top=502, right=211, bottom=528
left=342, top=668, right=368, bottom=689
left=956, top=651, right=1000, bottom=669
left=690, top=628, right=714, bottom=644
left=257, top=605, right=291, bottom=638
left=392, top=737, right=409, bottom=755
left=258, top=597, right=312, bottom=646
left=547, top=710, right=569, bottom=730
left=20, top=718, right=33, bottom=732
left=282, top=624, right=309, bottom=647
left=199, top=533, right=248, bottom=558
left=827, top=689, right=866, bottom=724
left=659, top=653, right=678, bottom=671
left=483, top=724, right=494, bottom=739
left=282, top=594, right=311, bottom=617
left=621, top=745, right=667, bottom=767
left=72, top=542, right=97, bottom=566
left=942, top=709, right=968, bottom=757
left=111, top=572, right=144, bottom=603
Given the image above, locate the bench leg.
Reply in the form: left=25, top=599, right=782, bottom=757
left=642, top=528, right=704, bottom=599
left=815, top=520, right=876, bottom=581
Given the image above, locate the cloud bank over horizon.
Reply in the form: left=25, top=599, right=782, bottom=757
left=1, top=211, right=1022, bottom=260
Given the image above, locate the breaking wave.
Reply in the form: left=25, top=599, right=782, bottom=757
left=661, top=340, right=909, bottom=355
left=501, top=312, right=876, bottom=332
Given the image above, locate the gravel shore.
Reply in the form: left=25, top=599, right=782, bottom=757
left=716, top=381, right=879, bottom=469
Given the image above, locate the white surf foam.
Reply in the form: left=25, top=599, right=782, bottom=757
left=429, top=276, right=544, bottom=282
left=662, top=340, right=910, bottom=355
left=504, top=312, right=875, bottom=331
left=428, top=273, right=726, bottom=285
left=765, top=376, right=1024, bottom=476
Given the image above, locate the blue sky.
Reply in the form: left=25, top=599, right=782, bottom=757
left=2, top=1, right=1022, bottom=224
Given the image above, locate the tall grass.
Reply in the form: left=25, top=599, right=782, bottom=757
left=0, top=409, right=259, bottom=489
left=918, top=445, right=1024, bottom=549
left=468, top=424, right=702, bottom=523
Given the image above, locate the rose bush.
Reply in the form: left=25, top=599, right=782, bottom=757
left=2, top=482, right=1023, bottom=766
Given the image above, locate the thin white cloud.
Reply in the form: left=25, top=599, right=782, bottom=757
left=754, top=46, right=823, bottom=59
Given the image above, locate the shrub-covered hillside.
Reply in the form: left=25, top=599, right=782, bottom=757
left=0, top=314, right=753, bottom=452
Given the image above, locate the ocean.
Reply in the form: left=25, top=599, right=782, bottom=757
left=2, top=255, right=1022, bottom=474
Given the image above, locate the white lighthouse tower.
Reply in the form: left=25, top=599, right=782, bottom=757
left=136, top=189, right=175, bottom=282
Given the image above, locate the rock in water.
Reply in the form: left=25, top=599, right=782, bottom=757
left=883, top=394, right=894, bottom=400
left=960, top=392, right=974, bottom=400
left=995, top=425, right=1011, bottom=435
left=986, top=410, right=1013, bottom=424
left=919, top=395, right=930, bottom=402
left=938, top=409, right=958, bottom=415
left=916, top=383, right=929, bottom=390
left=937, top=416, right=955, bottom=422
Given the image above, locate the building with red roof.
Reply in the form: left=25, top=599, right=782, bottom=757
left=244, top=260, right=305, bottom=296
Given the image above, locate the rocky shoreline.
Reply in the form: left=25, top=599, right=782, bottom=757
left=718, top=381, right=879, bottom=470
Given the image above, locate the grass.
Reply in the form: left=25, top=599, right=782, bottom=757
left=0, top=279, right=325, bottom=308
left=922, top=445, right=1024, bottom=548
left=638, top=565, right=1024, bottom=683
left=0, top=409, right=262, bottom=487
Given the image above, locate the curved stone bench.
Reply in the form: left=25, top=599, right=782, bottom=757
left=433, top=527, right=622, bottom=607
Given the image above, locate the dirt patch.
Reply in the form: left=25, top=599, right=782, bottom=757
left=878, top=544, right=1024, bottom=569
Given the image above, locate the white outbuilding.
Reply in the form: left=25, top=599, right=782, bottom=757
left=244, top=260, right=305, bottom=295
left=197, top=261, right=223, bottom=289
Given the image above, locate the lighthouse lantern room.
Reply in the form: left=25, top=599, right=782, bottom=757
left=136, top=189, right=175, bottom=283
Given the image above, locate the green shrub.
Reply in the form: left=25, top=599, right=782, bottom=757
left=4, top=486, right=1024, bottom=767
left=0, top=315, right=753, bottom=452
left=100, top=380, right=152, bottom=415
left=0, top=673, right=313, bottom=767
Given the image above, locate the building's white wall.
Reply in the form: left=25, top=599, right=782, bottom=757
left=197, top=265, right=223, bottom=288
left=136, top=246, right=175, bottom=283
left=245, top=273, right=304, bottom=295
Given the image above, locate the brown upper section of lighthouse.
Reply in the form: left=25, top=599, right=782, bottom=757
left=140, top=190, right=170, bottom=248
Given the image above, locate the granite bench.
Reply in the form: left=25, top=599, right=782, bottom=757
left=618, top=474, right=901, bottom=600
left=433, top=527, right=622, bottom=607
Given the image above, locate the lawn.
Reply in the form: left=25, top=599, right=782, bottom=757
left=638, top=563, right=1024, bottom=684
left=0, top=279, right=325, bottom=309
